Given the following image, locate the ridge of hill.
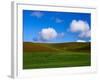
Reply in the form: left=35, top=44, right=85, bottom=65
left=23, top=42, right=90, bottom=52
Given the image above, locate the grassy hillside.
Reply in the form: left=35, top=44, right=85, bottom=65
left=23, top=42, right=91, bottom=69
left=23, top=42, right=59, bottom=52
left=23, top=42, right=90, bottom=52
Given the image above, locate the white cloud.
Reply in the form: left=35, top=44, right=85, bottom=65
left=70, top=20, right=89, bottom=32
left=79, top=30, right=91, bottom=38
left=85, top=30, right=91, bottom=38
left=31, top=11, right=43, bottom=18
left=40, top=27, right=58, bottom=40
left=33, top=27, right=65, bottom=42
left=70, top=20, right=91, bottom=38
left=76, top=40, right=86, bottom=42
left=78, top=31, right=86, bottom=38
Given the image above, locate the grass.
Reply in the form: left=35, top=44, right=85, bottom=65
left=23, top=51, right=91, bottom=69
left=23, top=42, right=91, bottom=69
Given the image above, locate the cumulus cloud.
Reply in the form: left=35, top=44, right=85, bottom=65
left=32, top=27, right=65, bottom=42
left=70, top=20, right=91, bottom=38
left=70, top=20, right=89, bottom=32
left=79, top=30, right=91, bottom=38
left=31, top=11, right=43, bottom=18
left=85, top=30, right=91, bottom=38
left=76, top=40, right=86, bottom=42
left=39, top=27, right=58, bottom=40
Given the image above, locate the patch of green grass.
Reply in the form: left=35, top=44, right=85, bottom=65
left=23, top=51, right=91, bottom=69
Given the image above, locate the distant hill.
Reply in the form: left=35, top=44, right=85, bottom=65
left=23, top=42, right=59, bottom=52
left=23, top=42, right=90, bottom=52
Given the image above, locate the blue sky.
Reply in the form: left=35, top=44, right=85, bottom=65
left=23, top=10, right=91, bottom=43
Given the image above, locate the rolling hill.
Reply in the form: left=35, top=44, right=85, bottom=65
left=23, top=42, right=91, bottom=69
left=23, top=42, right=90, bottom=52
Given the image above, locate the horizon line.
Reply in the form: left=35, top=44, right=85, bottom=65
left=23, top=41, right=90, bottom=44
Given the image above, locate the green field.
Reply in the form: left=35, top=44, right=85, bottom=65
left=23, top=42, right=91, bottom=69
